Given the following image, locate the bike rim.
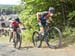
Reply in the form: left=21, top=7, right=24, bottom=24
left=48, top=27, right=62, bottom=47
left=33, top=32, right=41, bottom=47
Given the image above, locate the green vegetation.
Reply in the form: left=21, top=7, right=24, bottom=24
left=18, top=0, right=75, bottom=44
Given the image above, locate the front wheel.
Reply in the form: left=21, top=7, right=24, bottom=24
left=13, top=32, right=22, bottom=49
left=32, top=31, right=42, bottom=48
left=47, top=27, right=62, bottom=48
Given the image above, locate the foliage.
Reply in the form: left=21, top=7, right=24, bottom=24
left=17, top=0, right=75, bottom=43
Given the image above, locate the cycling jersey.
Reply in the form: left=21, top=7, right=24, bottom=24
left=11, top=18, right=21, bottom=27
left=38, top=11, right=52, bottom=27
left=40, top=13, right=48, bottom=23
left=11, top=21, right=20, bottom=31
left=12, top=21, right=19, bottom=27
left=39, top=13, right=48, bottom=27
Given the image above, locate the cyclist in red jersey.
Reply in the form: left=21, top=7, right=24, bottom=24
left=9, top=17, right=22, bottom=42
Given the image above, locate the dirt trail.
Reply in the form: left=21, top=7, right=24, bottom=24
left=0, top=36, right=75, bottom=56
left=0, top=41, right=75, bottom=56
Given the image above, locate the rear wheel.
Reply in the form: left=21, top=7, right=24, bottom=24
left=47, top=27, right=62, bottom=48
left=32, top=31, right=42, bottom=48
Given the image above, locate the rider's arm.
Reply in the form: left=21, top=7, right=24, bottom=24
left=36, top=12, right=41, bottom=23
left=48, top=17, right=54, bottom=24
left=49, top=17, right=53, bottom=22
left=19, top=22, right=25, bottom=28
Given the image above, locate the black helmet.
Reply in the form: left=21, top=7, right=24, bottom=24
left=48, top=7, right=55, bottom=13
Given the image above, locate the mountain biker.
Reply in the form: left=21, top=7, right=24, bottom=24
left=9, top=17, right=23, bottom=42
left=36, top=7, right=55, bottom=35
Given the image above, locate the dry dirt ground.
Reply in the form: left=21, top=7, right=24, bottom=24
left=0, top=36, right=75, bottom=56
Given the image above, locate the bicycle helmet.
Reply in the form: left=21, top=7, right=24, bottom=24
left=15, top=17, right=21, bottom=23
left=48, top=7, right=55, bottom=13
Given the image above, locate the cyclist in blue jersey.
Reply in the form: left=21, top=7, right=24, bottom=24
left=36, top=7, right=55, bottom=35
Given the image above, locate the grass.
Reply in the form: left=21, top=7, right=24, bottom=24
left=62, top=27, right=75, bottom=47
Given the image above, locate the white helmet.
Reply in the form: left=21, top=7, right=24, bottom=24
left=48, top=7, right=55, bottom=13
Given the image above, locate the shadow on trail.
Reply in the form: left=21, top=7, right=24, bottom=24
left=22, top=46, right=33, bottom=48
left=19, top=46, right=34, bottom=50
left=20, top=45, right=59, bottom=50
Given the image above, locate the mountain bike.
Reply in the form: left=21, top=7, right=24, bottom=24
left=12, top=28, right=22, bottom=49
left=32, top=23, right=62, bottom=48
left=9, top=25, right=26, bottom=49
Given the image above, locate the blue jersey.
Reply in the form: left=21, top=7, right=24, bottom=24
left=40, top=13, right=48, bottom=23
